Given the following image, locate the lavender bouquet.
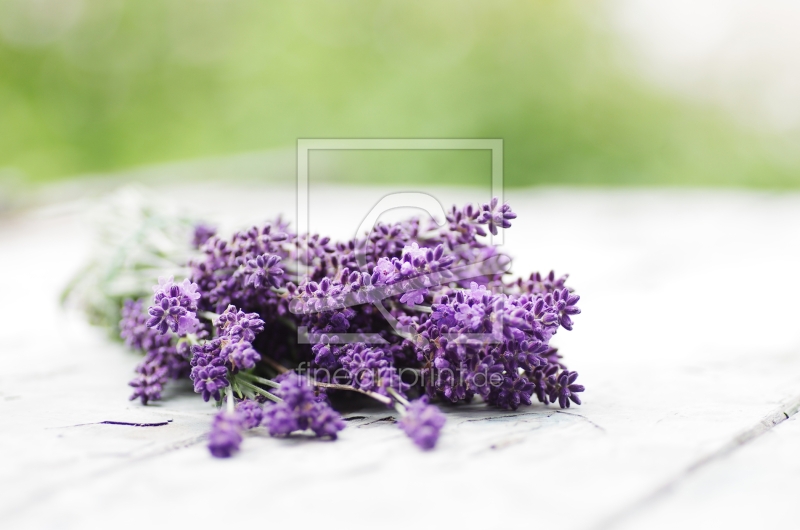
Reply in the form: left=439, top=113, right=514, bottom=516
left=68, top=193, right=583, bottom=457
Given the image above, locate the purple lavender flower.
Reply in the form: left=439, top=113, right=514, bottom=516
left=236, top=399, right=264, bottom=429
left=549, top=370, right=585, bottom=408
left=128, top=358, right=168, bottom=405
left=208, top=410, right=243, bottom=458
left=121, top=298, right=190, bottom=404
left=262, top=401, right=300, bottom=436
left=372, top=257, right=396, bottom=285
left=192, top=223, right=216, bottom=249
left=365, top=220, right=420, bottom=263
left=146, top=277, right=201, bottom=336
left=114, top=196, right=586, bottom=457
left=399, top=288, right=427, bottom=305
left=309, top=402, right=346, bottom=438
left=215, top=305, right=265, bottom=370
left=339, top=344, right=407, bottom=397
left=530, top=363, right=559, bottom=405
left=274, top=372, right=317, bottom=410
left=183, top=304, right=264, bottom=388
left=487, top=373, right=535, bottom=410
left=121, top=299, right=182, bottom=365
left=454, top=301, right=486, bottom=330
left=190, top=219, right=292, bottom=313
left=548, top=288, right=581, bottom=331
left=216, top=305, right=265, bottom=343
left=120, top=299, right=151, bottom=350
left=477, top=197, right=517, bottom=236
left=190, top=343, right=229, bottom=401
left=223, top=343, right=260, bottom=371
left=311, top=343, right=338, bottom=372
left=510, top=270, right=569, bottom=296
left=262, top=373, right=345, bottom=439
left=410, top=266, right=583, bottom=410
left=398, top=397, right=446, bottom=450
left=244, top=253, right=284, bottom=289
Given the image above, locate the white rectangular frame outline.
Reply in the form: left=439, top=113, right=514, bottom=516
left=296, top=138, right=503, bottom=283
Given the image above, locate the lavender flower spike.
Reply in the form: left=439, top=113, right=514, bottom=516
left=398, top=397, right=446, bottom=450
left=550, top=370, right=585, bottom=408
left=244, top=253, right=284, bottom=289
left=262, top=373, right=345, bottom=439
left=477, top=197, right=517, bottom=236
left=192, top=223, right=216, bottom=249
left=309, top=401, right=346, bottom=439
left=236, top=399, right=264, bottom=429
left=215, top=305, right=265, bottom=371
left=146, top=276, right=201, bottom=336
left=190, top=343, right=229, bottom=402
left=128, top=360, right=167, bottom=405
left=121, top=298, right=189, bottom=405
left=208, top=410, right=243, bottom=458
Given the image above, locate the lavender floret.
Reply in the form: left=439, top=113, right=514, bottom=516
left=208, top=410, right=243, bottom=458
left=398, top=397, right=446, bottom=450
left=146, top=277, right=201, bottom=336
left=190, top=344, right=229, bottom=402
left=477, top=197, right=517, bottom=235
left=309, top=402, right=346, bottom=438
left=339, top=344, right=407, bottom=397
left=128, top=359, right=168, bottom=405
left=549, top=370, right=585, bottom=408
left=262, top=373, right=345, bottom=439
left=236, top=399, right=265, bottom=429
left=244, top=253, right=284, bottom=289
left=216, top=305, right=265, bottom=370
left=192, top=223, right=216, bottom=249
left=263, top=402, right=300, bottom=436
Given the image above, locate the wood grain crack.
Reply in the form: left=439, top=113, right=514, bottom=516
left=592, top=393, right=800, bottom=530
left=2, top=433, right=206, bottom=523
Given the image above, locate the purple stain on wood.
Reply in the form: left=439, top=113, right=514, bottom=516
left=54, top=420, right=174, bottom=429
left=99, top=420, right=172, bottom=427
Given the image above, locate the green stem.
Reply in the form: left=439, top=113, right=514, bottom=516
left=403, top=304, right=432, bottom=313
left=277, top=316, right=297, bottom=331
left=226, top=385, right=235, bottom=413
left=237, top=379, right=282, bottom=403
left=237, top=372, right=280, bottom=389
left=177, top=332, right=202, bottom=349
left=314, top=381, right=392, bottom=406
left=387, top=387, right=411, bottom=408
left=231, top=378, right=244, bottom=399
left=260, top=356, right=290, bottom=374
left=198, top=311, right=219, bottom=322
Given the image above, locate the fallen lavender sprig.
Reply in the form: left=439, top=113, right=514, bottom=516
left=102, top=197, right=584, bottom=457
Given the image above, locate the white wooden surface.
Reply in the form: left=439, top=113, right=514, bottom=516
left=1, top=184, right=799, bottom=530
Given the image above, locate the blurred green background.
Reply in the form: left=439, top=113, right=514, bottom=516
left=0, top=0, right=797, bottom=187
